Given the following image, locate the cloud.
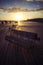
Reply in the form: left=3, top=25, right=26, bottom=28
left=0, top=8, right=8, bottom=12
left=0, top=7, right=43, bottom=13
left=0, top=8, right=30, bottom=12
left=26, top=0, right=33, bottom=1
left=26, top=0, right=43, bottom=1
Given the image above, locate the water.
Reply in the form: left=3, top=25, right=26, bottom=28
left=16, top=21, right=43, bottom=44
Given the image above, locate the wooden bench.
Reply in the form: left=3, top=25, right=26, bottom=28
left=11, top=29, right=40, bottom=41
left=5, top=29, right=40, bottom=48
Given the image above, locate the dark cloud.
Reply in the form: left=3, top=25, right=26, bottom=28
left=0, top=0, right=43, bottom=9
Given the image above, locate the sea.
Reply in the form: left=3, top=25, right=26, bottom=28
left=15, top=21, right=43, bottom=44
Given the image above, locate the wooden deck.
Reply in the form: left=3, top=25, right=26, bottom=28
left=0, top=27, right=42, bottom=65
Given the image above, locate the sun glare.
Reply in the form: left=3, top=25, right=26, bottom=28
left=15, top=12, right=24, bottom=21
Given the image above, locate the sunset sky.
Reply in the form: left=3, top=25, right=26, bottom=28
left=0, top=0, right=43, bottom=21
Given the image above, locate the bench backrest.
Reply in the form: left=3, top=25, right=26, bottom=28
left=11, top=29, right=39, bottom=40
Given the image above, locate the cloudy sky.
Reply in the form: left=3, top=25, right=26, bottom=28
left=0, top=0, right=43, bottom=20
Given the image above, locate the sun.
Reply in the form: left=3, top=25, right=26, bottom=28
left=14, top=12, right=24, bottom=21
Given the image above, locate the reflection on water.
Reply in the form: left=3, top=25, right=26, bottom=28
left=15, top=21, right=43, bottom=44
left=16, top=21, right=43, bottom=33
left=15, top=26, right=22, bottom=30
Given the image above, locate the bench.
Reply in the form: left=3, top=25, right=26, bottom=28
left=5, top=30, right=40, bottom=48
left=11, top=29, right=40, bottom=41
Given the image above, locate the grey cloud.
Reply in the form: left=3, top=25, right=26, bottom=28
left=0, top=7, right=43, bottom=13
left=26, top=0, right=43, bottom=1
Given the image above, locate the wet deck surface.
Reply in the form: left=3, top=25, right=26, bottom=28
left=0, top=24, right=43, bottom=65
